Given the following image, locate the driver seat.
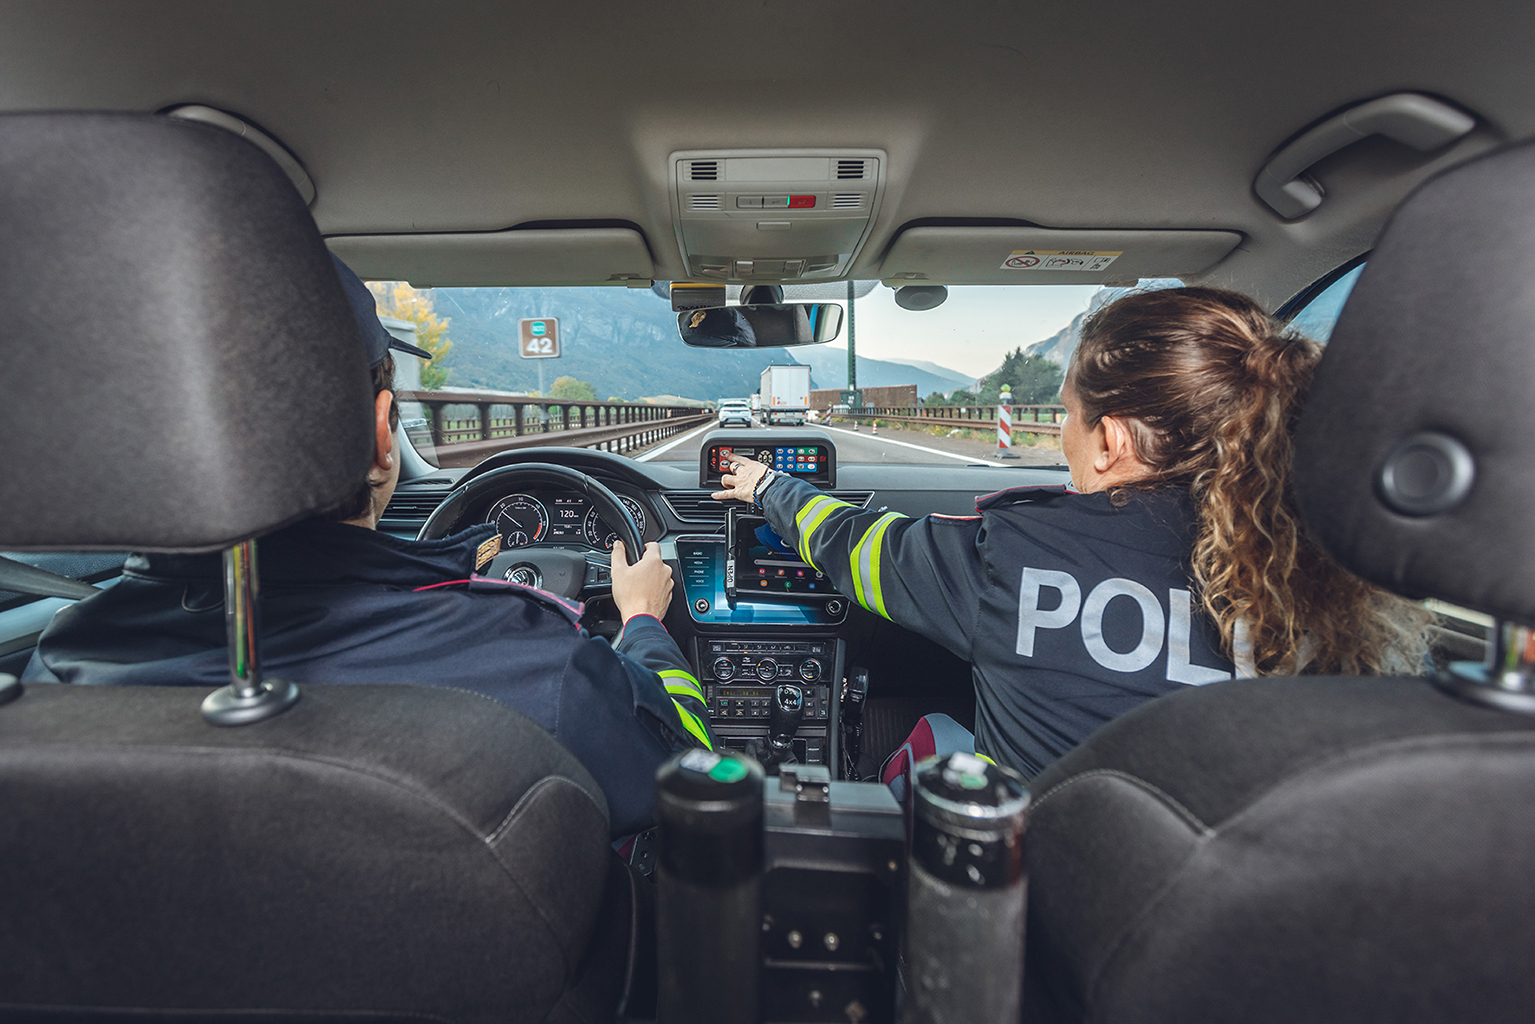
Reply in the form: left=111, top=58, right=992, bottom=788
left=1019, top=139, right=1535, bottom=1022
left=0, top=112, right=639, bottom=1022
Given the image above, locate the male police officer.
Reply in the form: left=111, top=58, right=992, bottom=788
left=25, top=258, right=715, bottom=835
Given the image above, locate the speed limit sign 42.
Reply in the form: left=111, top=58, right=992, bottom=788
left=518, top=318, right=560, bottom=359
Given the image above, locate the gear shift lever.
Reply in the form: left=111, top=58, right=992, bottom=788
left=748, top=683, right=805, bottom=771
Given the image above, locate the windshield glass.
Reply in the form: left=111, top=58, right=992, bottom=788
left=370, top=279, right=1181, bottom=472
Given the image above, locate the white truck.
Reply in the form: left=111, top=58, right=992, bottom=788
left=759, top=364, right=811, bottom=426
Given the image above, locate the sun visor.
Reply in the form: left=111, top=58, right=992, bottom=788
left=878, top=227, right=1242, bottom=285
left=325, top=228, right=655, bottom=287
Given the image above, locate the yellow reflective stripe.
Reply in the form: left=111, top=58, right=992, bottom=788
left=671, top=700, right=714, bottom=749
left=973, top=751, right=997, bottom=766
left=794, top=495, right=850, bottom=568
left=659, top=668, right=704, bottom=703
left=849, top=512, right=903, bottom=618
left=793, top=495, right=836, bottom=563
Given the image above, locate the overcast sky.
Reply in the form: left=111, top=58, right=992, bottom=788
left=830, top=284, right=1105, bottom=378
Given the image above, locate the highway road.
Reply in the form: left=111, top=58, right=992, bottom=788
left=635, top=419, right=1066, bottom=469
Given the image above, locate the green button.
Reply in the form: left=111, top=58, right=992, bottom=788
left=708, top=758, right=749, bottom=783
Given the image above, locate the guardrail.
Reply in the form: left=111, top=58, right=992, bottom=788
left=832, top=404, right=1065, bottom=436
left=398, top=389, right=714, bottom=468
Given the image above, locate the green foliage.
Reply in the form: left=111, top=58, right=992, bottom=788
left=549, top=376, right=599, bottom=401
left=977, top=348, right=1064, bottom=405
left=368, top=281, right=453, bottom=390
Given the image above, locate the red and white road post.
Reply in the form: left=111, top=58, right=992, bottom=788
left=996, top=387, right=1020, bottom=459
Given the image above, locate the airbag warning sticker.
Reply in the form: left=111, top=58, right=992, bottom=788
left=1001, top=250, right=1121, bottom=272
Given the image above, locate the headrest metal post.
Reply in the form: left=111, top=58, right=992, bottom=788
left=1437, top=619, right=1535, bottom=715
left=200, top=540, right=300, bottom=726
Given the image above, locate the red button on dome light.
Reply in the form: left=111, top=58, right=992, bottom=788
left=788, top=195, right=816, bottom=208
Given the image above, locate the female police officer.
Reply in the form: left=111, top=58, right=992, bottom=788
left=714, top=287, right=1429, bottom=783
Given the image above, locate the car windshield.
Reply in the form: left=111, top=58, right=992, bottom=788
left=375, top=278, right=1185, bottom=472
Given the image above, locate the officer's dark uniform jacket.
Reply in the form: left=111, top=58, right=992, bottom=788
left=761, top=476, right=1234, bottom=778
left=23, top=518, right=716, bottom=835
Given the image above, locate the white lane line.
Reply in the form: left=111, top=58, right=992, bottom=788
left=635, top=421, right=717, bottom=462
left=819, top=423, right=1037, bottom=467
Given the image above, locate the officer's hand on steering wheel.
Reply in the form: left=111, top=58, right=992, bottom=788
left=611, top=540, right=673, bottom=623
left=713, top=455, right=768, bottom=504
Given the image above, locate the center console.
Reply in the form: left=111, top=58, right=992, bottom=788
left=696, top=637, right=843, bottom=769
left=682, top=429, right=849, bottom=773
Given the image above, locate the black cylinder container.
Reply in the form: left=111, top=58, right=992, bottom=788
left=903, top=752, right=1030, bottom=1024
left=655, top=749, right=766, bottom=1024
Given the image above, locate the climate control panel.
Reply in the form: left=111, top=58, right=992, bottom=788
left=697, top=638, right=841, bottom=768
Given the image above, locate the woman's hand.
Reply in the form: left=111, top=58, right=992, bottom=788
left=712, top=454, right=769, bottom=503
left=611, top=540, right=673, bottom=622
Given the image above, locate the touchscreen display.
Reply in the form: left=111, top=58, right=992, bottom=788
left=711, top=444, right=828, bottom=478
left=733, top=515, right=831, bottom=596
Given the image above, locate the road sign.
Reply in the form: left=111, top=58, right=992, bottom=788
left=518, top=318, right=561, bottom=359
left=841, top=389, right=862, bottom=406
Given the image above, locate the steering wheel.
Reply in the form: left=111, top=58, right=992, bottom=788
left=416, top=463, right=644, bottom=598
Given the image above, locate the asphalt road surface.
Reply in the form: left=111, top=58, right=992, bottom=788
left=635, top=419, right=1067, bottom=469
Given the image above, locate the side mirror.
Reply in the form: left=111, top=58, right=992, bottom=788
left=678, top=303, right=844, bottom=348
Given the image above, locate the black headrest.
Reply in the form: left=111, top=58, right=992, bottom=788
left=0, top=113, right=373, bottom=552
left=1294, top=139, right=1535, bottom=623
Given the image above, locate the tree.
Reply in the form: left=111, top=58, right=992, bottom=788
left=923, top=391, right=949, bottom=406
left=978, top=348, right=1064, bottom=405
left=367, top=281, right=453, bottom=390
left=549, top=376, right=599, bottom=401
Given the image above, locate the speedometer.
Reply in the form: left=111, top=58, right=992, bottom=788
left=486, top=494, right=548, bottom=548
left=582, top=496, right=647, bottom=551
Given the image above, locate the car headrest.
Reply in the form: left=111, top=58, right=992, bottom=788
left=0, top=113, right=374, bottom=552
left=1293, top=139, right=1535, bottom=624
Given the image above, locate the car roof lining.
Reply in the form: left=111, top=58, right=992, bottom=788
left=4, top=0, right=1532, bottom=309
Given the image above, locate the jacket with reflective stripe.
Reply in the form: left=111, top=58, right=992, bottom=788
left=23, top=518, right=716, bottom=835
left=762, top=476, right=1232, bottom=778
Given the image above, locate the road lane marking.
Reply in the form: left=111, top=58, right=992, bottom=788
left=819, top=424, right=1050, bottom=467
left=635, top=421, right=717, bottom=462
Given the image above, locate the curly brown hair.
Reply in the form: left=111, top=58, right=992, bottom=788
left=1068, top=287, right=1428, bottom=675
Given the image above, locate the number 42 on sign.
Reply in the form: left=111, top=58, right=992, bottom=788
left=518, top=318, right=561, bottom=358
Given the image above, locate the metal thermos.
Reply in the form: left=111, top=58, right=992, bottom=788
left=903, top=752, right=1031, bottom=1024
left=655, top=749, right=765, bottom=1024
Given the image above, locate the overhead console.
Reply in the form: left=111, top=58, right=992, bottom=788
left=671, top=150, right=887, bottom=282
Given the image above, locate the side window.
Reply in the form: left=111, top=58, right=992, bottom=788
left=1285, top=262, right=1365, bottom=343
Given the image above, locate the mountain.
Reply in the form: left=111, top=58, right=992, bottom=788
left=974, top=279, right=1186, bottom=384
left=426, top=286, right=812, bottom=401
left=881, top=357, right=974, bottom=389
left=791, top=344, right=973, bottom=396
left=423, top=286, right=982, bottom=402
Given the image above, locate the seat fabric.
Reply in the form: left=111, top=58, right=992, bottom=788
left=1022, top=676, right=1535, bottom=1024
left=0, top=683, right=631, bottom=1024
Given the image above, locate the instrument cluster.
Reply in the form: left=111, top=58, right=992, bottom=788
left=484, top=491, right=650, bottom=552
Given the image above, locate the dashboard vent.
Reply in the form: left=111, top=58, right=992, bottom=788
left=661, top=490, right=874, bottom=524
left=688, top=160, right=720, bottom=180
left=689, top=194, right=721, bottom=210
left=379, top=487, right=451, bottom=529
left=832, top=193, right=863, bottom=209
left=835, top=159, right=867, bottom=180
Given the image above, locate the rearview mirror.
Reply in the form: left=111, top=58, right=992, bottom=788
left=677, top=303, right=844, bottom=348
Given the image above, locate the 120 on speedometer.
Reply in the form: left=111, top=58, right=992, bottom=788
left=582, top=497, right=647, bottom=551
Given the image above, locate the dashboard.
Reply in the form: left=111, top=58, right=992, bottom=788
left=384, top=433, right=1071, bottom=776
left=484, top=491, right=650, bottom=552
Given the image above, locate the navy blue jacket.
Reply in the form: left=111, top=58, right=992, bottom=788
left=763, top=477, right=1233, bottom=778
left=23, top=519, right=716, bottom=835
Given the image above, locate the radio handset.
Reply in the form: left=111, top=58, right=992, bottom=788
left=724, top=505, right=739, bottom=607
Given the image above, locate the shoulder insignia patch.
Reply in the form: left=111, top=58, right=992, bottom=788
left=474, top=534, right=502, bottom=570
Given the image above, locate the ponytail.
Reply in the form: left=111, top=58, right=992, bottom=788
left=1069, top=287, right=1428, bottom=675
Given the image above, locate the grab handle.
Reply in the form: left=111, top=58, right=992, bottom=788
left=1255, top=93, right=1474, bottom=219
